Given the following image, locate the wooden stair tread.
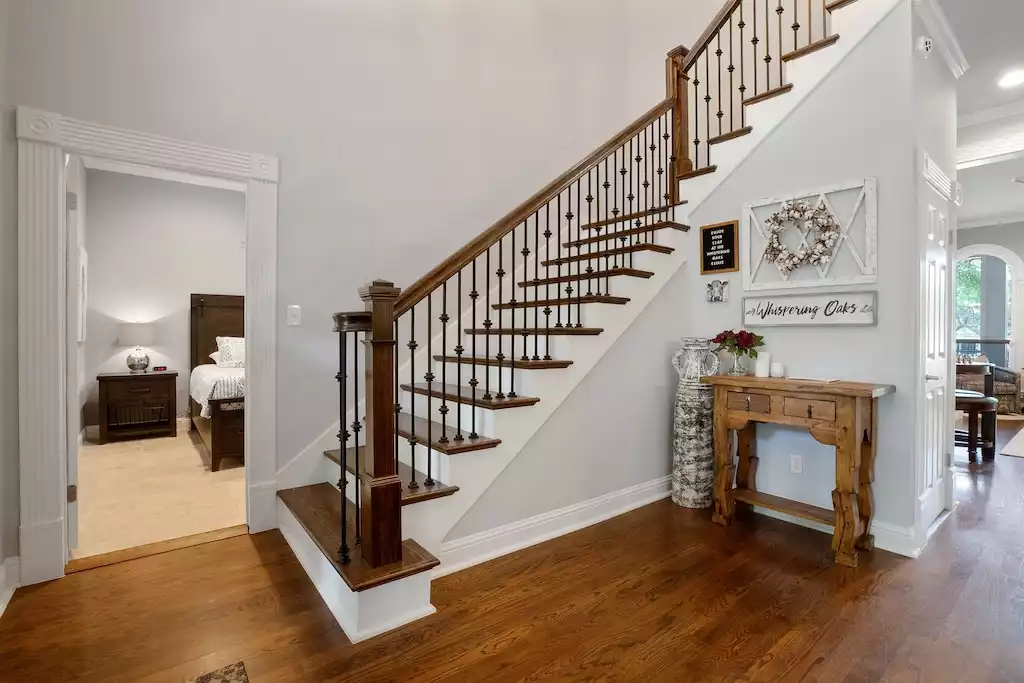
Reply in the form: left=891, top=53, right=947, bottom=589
left=708, top=127, right=753, bottom=146
left=580, top=202, right=687, bottom=231
left=465, top=327, right=603, bottom=336
left=323, top=449, right=459, bottom=505
left=492, top=294, right=630, bottom=309
left=564, top=221, right=689, bottom=248
left=744, top=83, right=794, bottom=106
left=402, top=382, right=540, bottom=409
left=277, top=483, right=439, bottom=592
left=732, top=488, right=834, bottom=526
left=542, top=243, right=673, bottom=267
left=782, top=35, right=839, bottom=62
left=519, top=268, right=654, bottom=287
left=434, top=355, right=572, bottom=369
left=677, top=166, right=718, bottom=181
left=826, top=0, right=859, bottom=10
left=396, top=411, right=500, bottom=454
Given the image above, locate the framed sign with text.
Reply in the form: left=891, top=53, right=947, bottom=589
left=742, top=290, right=877, bottom=327
left=700, top=220, right=739, bottom=275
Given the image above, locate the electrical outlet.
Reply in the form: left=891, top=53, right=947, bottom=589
left=286, top=305, right=302, bottom=327
left=790, top=454, right=803, bottom=474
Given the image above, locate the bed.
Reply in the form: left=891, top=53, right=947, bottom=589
left=189, top=293, right=245, bottom=472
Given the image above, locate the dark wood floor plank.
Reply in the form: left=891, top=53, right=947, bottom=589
left=3, top=421, right=1024, bottom=683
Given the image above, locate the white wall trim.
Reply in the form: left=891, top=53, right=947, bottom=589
left=959, top=211, right=1024, bottom=231
left=911, top=0, right=968, bottom=79
left=751, top=507, right=921, bottom=558
left=0, top=557, right=21, bottom=618
left=81, top=156, right=248, bottom=193
left=958, top=133, right=1024, bottom=171
left=955, top=243, right=1024, bottom=372
left=435, top=475, right=671, bottom=579
left=959, top=101, right=1024, bottom=130
left=16, top=106, right=279, bottom=585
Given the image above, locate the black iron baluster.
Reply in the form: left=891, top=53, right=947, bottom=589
left=521, top=220, right=530, bottom=361
left=740, top=2, right=747, bottom=120
left=619, top=147, right=628, bottom=267
left=752, top=0, right=759, bottom=96
left=777, top=0, right=784, bottom=84
left=716, top=32, right=724, bottom=138
left=483, top=247, right=493, bottom=400
left=352, top=332, right=361, bottom=545
left=507, top=231, right=518, bottom=400
left=425, top=292, right=434, bottom=473
left=336, top=328, right=350, bottom=564
left=660, top=115, right=669, bottom=207
left=792, top=0, right=801, bottom=52
left=454, top=271, right=464, bottom=442
left=564, top=187, right=574, bottom=328
left=394, top=318, right=399, bottom=474
left=533, top=210, right=540, bottom=360
left=439, top=281, right=449, bottom=447
left=647, top=125, right=654, bottom=242
left=543, top=204, right=553, bottom=360
left=408, top=308, right=419, bottom=490
left=575, top=178, right=583, bottom=327
left=729, top=15, right=736, bottom=132
left=705, top=52, right=712, bottom=168
left=496, top=238, right=506, bottom=397
left=555, top=194, right=563, bottom=328
left=603, top=156, right=612, bottom=292
left=469, top=261, right=479, bottom=438
left=764, top=0, right=772, bottom=90
left=586, top=170, right=595, bottom=292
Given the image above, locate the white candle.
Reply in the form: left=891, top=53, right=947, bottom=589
left=770, top=362, right=785, bottom=378
left=755, top=352, right=771, bottom=378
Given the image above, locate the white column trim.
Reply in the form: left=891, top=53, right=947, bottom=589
left=16, top=106, right=280, bottom=584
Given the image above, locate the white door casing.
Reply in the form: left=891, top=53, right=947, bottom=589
left=16, top=107, right=280, bottom=584
left=918, top=152, right=954, bottom=536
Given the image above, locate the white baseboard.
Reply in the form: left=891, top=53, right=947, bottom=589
left=436, top=475, right=671, bottom=578
left=277, top=498, right=435, bottom=643
left=0, top=557, right=21, bottom=619
left=247, top=480, right=278, bottom=533
left=751, top=506, right=921, bottom=559
left=19, top=518, right=65, bottom=586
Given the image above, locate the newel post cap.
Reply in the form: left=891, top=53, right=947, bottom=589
left=667, top=45, right=690, bottom=59
left=359, top=279, right=401, bottom=301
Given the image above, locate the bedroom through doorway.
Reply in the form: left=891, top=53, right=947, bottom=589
left=64, top=156, right=249, bottom=569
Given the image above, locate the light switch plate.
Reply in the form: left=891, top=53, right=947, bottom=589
left=286, top=305, right=301, bottom=327
left=790, top=454, right=803, bottom=474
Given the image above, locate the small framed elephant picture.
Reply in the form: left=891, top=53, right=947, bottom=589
left=706, top=279, right=730, bottom=303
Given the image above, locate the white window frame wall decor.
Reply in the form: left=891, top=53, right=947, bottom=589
left=742, top=178, right=878, bottom=291
left=16, top=106, right=280, bottom=585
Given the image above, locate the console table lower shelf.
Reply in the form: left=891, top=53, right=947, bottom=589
left=700, top=376, right=896, bottom=568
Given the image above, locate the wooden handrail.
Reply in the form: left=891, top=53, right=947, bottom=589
left=680, top=0, right=743, bottom=73
left=394, top=97, right=675, bottom=318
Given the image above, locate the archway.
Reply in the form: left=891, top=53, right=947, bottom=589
left=955, top=243, right=1024, bottom=371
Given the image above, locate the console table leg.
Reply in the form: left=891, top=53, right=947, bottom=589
left=833, top=397, right=864, bottom=567
left=712, top=387, right=735, bottom=526
left=735, top=423, right=758, bottom=516
left=856, top=398, right=876, bottom=551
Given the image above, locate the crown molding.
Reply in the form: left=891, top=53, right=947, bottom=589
left=16, top=106, right=279, bottom=182
left=958, top=210, right=1024, bottom=230
left=959, top=100, right=1024, bottom=129
left=913, top=0, right=969, bottom=79
left=958, top=133, right=1024, bottom=170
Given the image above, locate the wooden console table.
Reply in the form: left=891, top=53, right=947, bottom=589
left=700, top=376, right=895, bottom=567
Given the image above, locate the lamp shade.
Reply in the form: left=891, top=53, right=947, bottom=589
left=118, top=322, right=154, bottom=347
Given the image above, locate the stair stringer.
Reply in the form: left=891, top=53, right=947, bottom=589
left=403, top=0, right=904, bottom=572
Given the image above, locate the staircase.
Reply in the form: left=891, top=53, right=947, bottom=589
left=275, top=0, right=893, bottom=642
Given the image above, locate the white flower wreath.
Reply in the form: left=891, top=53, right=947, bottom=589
left=762, top=199, right=841, bottom=276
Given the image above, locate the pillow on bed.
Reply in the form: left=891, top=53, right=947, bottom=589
left=209, top=351, right=222, bottom=364
left=215, top=336, right=245, bottom=368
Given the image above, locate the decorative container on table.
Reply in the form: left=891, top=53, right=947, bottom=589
left=671, top=337, right=719, bottom=508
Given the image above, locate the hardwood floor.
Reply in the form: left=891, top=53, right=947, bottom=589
left=3, top=423, right=1024, bottom=682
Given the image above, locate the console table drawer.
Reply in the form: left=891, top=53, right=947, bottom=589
left=784, top=397, right=836, bottom=422
left=727, top=391, right=771, bottom=414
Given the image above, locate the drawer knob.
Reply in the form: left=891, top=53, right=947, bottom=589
left=807, top=405, right=813, bottom=419
left=745, top=396, right=751, bottom=411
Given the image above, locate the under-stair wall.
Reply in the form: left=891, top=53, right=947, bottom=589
left=450, top=0, right=924, bottom=557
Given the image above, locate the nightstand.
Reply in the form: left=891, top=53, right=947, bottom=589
left=97, top=371, right=178, bottom=444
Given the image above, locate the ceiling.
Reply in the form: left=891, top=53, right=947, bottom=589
left=959, top=156, right=1024, bottom=225
left=937, top=0, right=1024, bottom=115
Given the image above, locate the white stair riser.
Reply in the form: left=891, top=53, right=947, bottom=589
left=404, top=391, right=500, bottom=436
left=456, top=332, right=566, bottom=359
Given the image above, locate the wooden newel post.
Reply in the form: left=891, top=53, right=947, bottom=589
left=666, top=45, right=692, bottom=200
left=359, top=279, right=403, bottom=567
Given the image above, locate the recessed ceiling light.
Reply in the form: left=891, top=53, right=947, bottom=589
left=998, top=69, right=1024, bottom=89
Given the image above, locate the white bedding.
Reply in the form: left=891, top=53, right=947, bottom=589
left=190, top=364, right=245, bottom=418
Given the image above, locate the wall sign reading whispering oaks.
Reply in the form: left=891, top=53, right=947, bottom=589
left=742, top=291, right=877, bottom=327
left=700, top=220, right=738, bottom=275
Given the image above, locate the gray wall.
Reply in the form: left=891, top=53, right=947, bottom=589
left=82, top=170, right=246, bottom=423
left=0, top=0, right=722, bottom=562
left=0, top=0, right=16, bottom=565
left=959, top=222, right=1024, bottom=260
left=450, top=2, right=921, bottom=539
left=980, top=256, right=1007, bottom=366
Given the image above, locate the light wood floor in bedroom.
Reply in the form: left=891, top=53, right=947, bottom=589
left=2, top=422, right=1023, bottom=682
left=73, top=422, right=245, bottom=559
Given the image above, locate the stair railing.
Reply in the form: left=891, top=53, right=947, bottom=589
left=675, top=0, right=837, bottom=175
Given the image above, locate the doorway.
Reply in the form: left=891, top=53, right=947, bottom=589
left=64, top=161, right=250, bottom=567
left=16, top=107, right=279, bottom=585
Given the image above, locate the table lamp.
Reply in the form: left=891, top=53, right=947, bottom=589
left=118, top=322, right=155, bottom=373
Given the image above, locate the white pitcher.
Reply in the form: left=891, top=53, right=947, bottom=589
left=672, top=337, right=721, bottom=383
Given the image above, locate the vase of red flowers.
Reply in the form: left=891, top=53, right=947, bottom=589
left=711, top=329, right=765, bottom=376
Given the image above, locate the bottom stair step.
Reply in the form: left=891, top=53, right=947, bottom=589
left=277, top=483, right=439, bottom=592
left=324, top=448, right=459, bottom=505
